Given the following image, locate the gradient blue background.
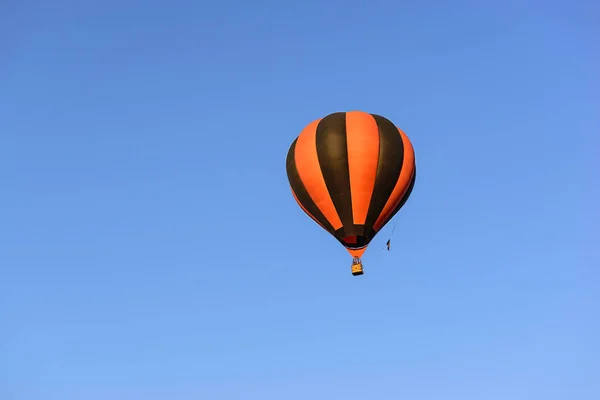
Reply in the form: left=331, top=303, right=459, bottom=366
left=1, top=1, right=598, bottom=399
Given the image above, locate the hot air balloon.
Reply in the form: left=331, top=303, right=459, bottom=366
left=285, top=111, right=416, bottom=276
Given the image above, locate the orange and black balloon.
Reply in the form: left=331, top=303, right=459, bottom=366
left=285, top=111, right=416, bottom=275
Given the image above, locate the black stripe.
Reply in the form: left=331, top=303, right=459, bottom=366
left=378, top=165, right=416, bottom=230
left=363, top=114, right=405, bottom=236
left=315, top=112, right=356, bottom=237
left=286, top=138, right=336, bottom=235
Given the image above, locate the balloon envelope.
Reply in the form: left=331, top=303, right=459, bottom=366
left=286, top=110, right=416, bottom=258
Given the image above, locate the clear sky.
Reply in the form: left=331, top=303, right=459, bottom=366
left=1, top=0, right=598, bottom=399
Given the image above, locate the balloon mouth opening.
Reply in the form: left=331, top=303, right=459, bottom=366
left=341, top=235, right=369, bottom=249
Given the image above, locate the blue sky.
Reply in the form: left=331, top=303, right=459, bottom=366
left=1, top=0, right=598, bottom=399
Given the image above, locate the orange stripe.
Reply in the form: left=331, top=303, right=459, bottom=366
left=345, top=111, right=380, bottom=225
left=373, top=127, right=416, bottom=232
left=290, top=188, right=328, bottom=232
left=294, top=119, right=343, bottom=230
